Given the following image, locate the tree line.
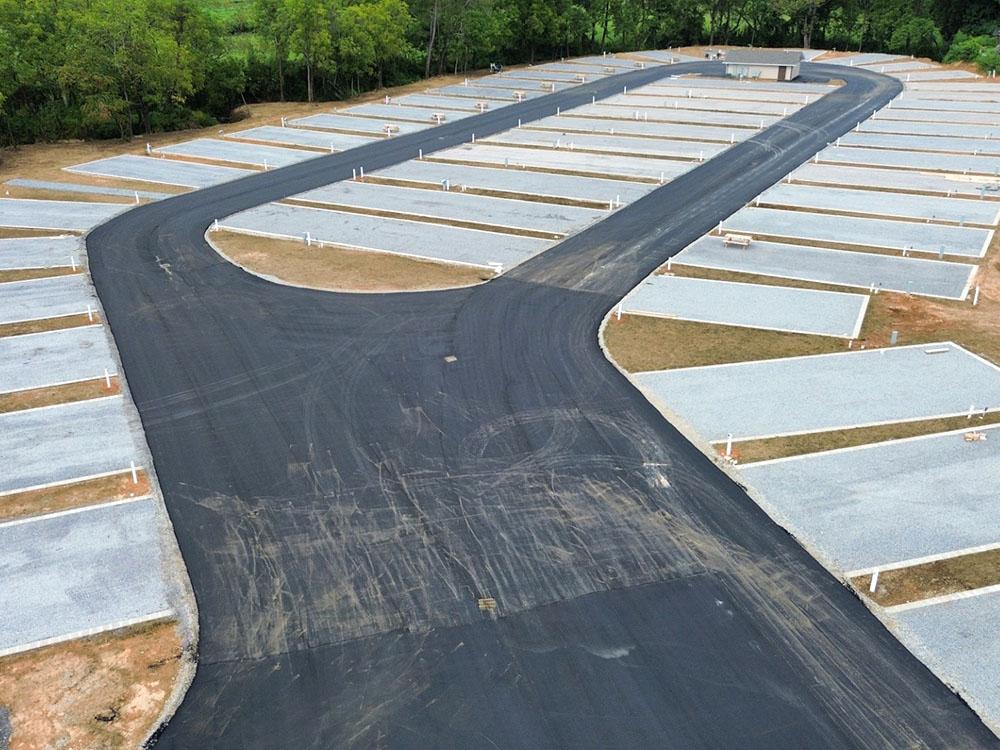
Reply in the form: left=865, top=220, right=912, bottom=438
left=0, top=0, right=997, bottom=146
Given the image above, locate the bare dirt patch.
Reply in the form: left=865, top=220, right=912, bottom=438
left=0, top=619, right=182, bottom=750
left=0, top=228, right=79, bottom=240
left=210, top=229, right=493, bottom=292
left=0, top=376, right=120, bottom=414
left=0, top=267, right=81, bottom=283
left=853, top=547, right=1000, bottom=607
left=0, top=314, right=100, bottom=339
left=0, top=470, right=150, bottom=522
left=722, top=411, right=1000, bottom=463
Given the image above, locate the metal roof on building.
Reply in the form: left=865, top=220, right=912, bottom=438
left=725, top=50, right=804, bottom=66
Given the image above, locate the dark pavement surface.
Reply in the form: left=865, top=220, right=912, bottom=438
left=85, top=63, right=998, bottom=748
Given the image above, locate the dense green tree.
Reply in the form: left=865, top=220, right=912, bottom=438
left=771, top=0, right=831, bottom=48
left=2, top=0, right=999, bottom=148
left=279, top=0, right=334, bottom=101
left=253, top=0, right=291, bottom=100
left=889, top=16, right=945, bottom=58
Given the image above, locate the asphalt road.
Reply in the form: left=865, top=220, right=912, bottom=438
left=86, top=62, right=998, bottom=748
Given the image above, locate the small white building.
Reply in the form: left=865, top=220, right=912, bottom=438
left=724, top=50, right=803, bottom=81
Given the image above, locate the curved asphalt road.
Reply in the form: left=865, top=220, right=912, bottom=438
left=87, top=63, right=998, bottom=748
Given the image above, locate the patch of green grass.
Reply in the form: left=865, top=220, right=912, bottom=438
left=197, top=0, right=253, bottom=23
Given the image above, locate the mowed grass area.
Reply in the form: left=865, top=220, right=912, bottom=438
left=719, top=411, right=1000, bottom=464
left=603, top=314, right=843, bottom=372
left=852, top=547, right=1000, bottom=607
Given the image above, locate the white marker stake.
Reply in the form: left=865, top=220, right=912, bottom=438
left=213, top=218, right=219, bottom=231
left=281, top=116, right=287, bottom=127
left=616, top=303, right=622, bottom=321
left=471, top=133, right=475, bottom=143
left=70, top=256, right=77, bottom=271
left=86, top=305, right=94, bottom=322
left=418, top=148, right=423, bottom=160
left=359, top=166, right=364, bottom=179
left=305, top=232, right=311, bottom=247
left=869, top=570, right=879, bottom=594
left=725, top=434, right=733, bottom=457
left=973, top=285, right=981, bottom=306
left=130, top=462, right=139, bottom=484
left=352, top=168, right=357, bottom=180
left=135, top=191, right=140, bottom=204
left=104, top=369, right=112, bottom=388
left=968, top=404, right=976, bottom=420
